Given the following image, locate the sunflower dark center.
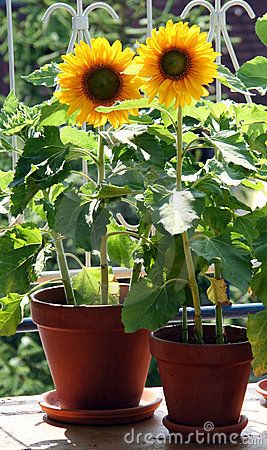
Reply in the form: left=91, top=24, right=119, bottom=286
left=84, top=67, right=121, bottom=102
left=160, top=49, right=188, bottom=79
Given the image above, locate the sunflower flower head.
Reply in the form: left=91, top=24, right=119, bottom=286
left=137, top=20, right=219, bottom=108
left=56, top=38, right=142, bottom=128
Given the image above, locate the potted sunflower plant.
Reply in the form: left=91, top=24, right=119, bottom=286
left=93, top=18, right=267, bottom=436
left=0, top=37, right=159, bottom=422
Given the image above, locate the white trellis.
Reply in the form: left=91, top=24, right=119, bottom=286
left=181, top=0, right=255, bottom=103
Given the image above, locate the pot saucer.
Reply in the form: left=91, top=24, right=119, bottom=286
left=163, top=414, right=248, bottom=442
left=39, top=389, right=162, bottom=425
left=255, top=379, right=267, bottom=400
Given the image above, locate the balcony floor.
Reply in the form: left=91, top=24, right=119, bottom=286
left=0, top=385, right=266, bottom=449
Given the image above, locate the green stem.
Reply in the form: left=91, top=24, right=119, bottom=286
left=71, top=170, right=96, bottom=185
left=100, top=234, right=109, bottom=305
left=176, top=106, right=204, bottom=344
left=65, top=253, right=84, bottom=269
left=156, top=105, right=177, bottom=129
left=216, top=305, right=224, bottom=344
left=182, top=305, right=188, bottom=343
left=184, top=137, right=207, bottom=154
left=98, top=128, right=105, bottom=185
left=176, top=106, right=183, bottom=190
left=52, top=233, right=76, bottom=305
left=70, top=148, right=99, bottom=165
left=28, top=278, right=63, bottom=296
left=97, top=125, right=108, bottom=304
left=214, top=259, right=225, bottom=344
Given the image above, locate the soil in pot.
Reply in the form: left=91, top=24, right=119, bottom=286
left=31, top=286, right=151, bottom=411
left=150, top=324, right=253, bottom=428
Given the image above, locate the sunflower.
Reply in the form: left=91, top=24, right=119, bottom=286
left=137, top=20, right=219, bottom=108
left=56, top=38, right=142, bottom=128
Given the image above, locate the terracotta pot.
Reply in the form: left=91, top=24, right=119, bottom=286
left=31, top=286, right=151, bottom=410
left=150, top=324, right=253, bottom=427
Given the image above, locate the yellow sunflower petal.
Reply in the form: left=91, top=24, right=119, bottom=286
left=137, top=20, right=218, bottom=108
left=57, top=38, right=141, bottom=128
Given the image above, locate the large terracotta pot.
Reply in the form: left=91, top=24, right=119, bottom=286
left=31, top=286, right=151, bottom=410
left=150, top=324, right=253, bottom=427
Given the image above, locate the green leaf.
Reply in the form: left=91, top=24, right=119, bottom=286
left=0, top=96, right=39, bottom=136
left=203, top=207, right=232, bottom=234
left=107, top=220, right=138, bottom=268
left=60, top=126, right=98, bottom=151
left=233, top=210, right=263, bottom=246
left=147, top=124, right=175, bottom=145
left=217, top=65, right=251, bottom=95
left=158, top=189, right=199, bottom=235
left=247, top=310, right=267, bottom=377
left=256, top=13, right=267, bottom=46
left=22, top=63, right=59, bottom=87
left=72, top=267, right=119, bottom=305
left=183, top=103, right=210, bottom=123
left=234, top=103, right=267, bottom=126
left=3, top=90, right=19, bottom=114
left=54, top=191, right=111, bottom=252
left=96, top=98, right=158, bottom=113
left=238, top=57, right=267, bottom=94
left=134, top=132, right=175, bottom=168
left=0, top=223, right=42, bottom=296
left=40, top=100, right=69, bottom=127
left=122, top=277, right=185, bottom=332
left=92, top=184, right=139, bottom=199
left=108, top=164, right=144, bottom=190
left=191, top=234, right=252, bottom=292
left=0, top=133, right=13, bottom=151
left=253, top=231, right=267, bottom=263
left=251, top=263, right=267, bottom=303
left=207, top=131, right=255, bottom=171
left=0, top=293, right=25, bottom=336
left=10, top=126, right=71, bottom=216
left=0, top=171, right=13, bottom=192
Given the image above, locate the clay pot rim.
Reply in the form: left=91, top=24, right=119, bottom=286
left=31, top=285, right=123, bottom=310
left=151, top=324, right=249, bottom=348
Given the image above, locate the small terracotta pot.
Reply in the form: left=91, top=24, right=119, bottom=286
left=31, top=286, right=151, bottom=410
left=150, top=324, right=253, bottom=427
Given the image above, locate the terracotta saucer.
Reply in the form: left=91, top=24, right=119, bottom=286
left=39, top=389, right=162, bottom=425
left=255, top=379, right=267, bottom=400
left=163, top=414, right=248, bottom=442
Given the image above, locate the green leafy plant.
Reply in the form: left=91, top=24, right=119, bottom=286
left=0, top=13, right=266, bottom=384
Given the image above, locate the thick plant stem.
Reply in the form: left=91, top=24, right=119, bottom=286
left=182, top=305, right=188, bottom=343
left=97, top=126, right=108, bottom=304
left=214, top=260, right=225, bottom=344
left=53, top=233, right=76, bottom=305
left=100, top=234, right=109, bottom=305
left=176, top=106, right=183, bottom=191
left=98, top=128, right=105, bottom=185
left=216, top=305, right=224, bottom=344
left=176, top=106, right=204, bottom=344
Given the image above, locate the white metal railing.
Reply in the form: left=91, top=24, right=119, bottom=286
left=3, top=0, right=257, bottom=280
left=181, top=0, right=255, bottom=102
